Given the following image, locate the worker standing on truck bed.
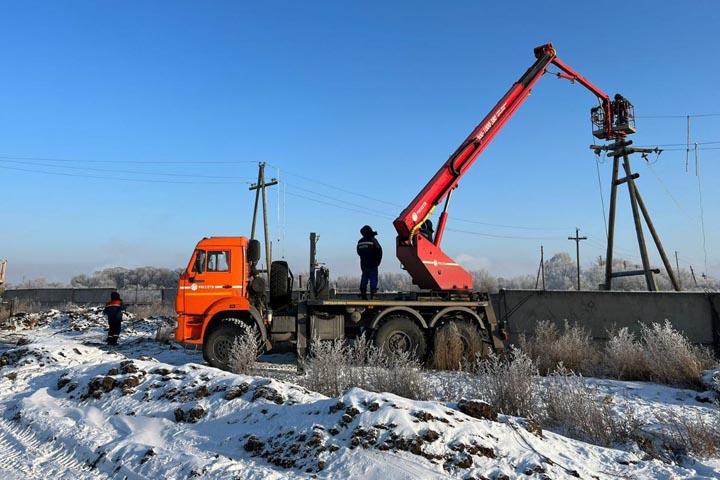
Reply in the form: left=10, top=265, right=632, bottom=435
left=357, top=225, right=382, bottom=300
left=104, top=291, right=126, bottom=346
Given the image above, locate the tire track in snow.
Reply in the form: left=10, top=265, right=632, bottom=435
left=0, top=418, right=38, bottom=478
left=0, top=417, right=96, bottom=479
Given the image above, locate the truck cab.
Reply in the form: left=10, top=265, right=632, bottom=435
left=175, top=237, right=269, bottom=364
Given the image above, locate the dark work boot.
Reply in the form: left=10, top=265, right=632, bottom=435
left=370, top=289, right=378, bottom=300
left=360, top=289, right=368, bottom=300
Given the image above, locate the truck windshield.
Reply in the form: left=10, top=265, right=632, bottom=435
left=192, top=250, right=206, bottom=273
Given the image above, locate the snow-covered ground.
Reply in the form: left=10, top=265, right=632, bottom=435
left=1, top=307, right=719, bottom=479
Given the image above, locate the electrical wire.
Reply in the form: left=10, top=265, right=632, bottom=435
left=285, top=182, right=394, bottom=212
left=285, top=191, right=395, bottom=219
left=444, top=227, right=562, bottom=241
left=638, top=113, right=720, bottom=118
left=634, top=141, right=720, bottom=147
left=594, top=154, right=608, bottom=239
left=0, top=154, right=258, bottom=164
left=448, top=217, right=568, bottom=231
left=0, top=164, right=250, bottom=184
left=696, top=154, right=709, bottom=275
left=269, top=165, right=404, bottom=208
left=642, top=161, right=688, bottom=214
left=0, top=158, right=254, bottom=181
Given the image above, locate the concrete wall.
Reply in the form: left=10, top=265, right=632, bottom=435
left=4, top=288, right=177, bottom=307
left=5, top=287, right=719, bottom=348
left=492, top=290, right=720, bottom=347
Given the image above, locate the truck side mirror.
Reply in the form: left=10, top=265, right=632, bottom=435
left=247, top=239, right=261, bottom=265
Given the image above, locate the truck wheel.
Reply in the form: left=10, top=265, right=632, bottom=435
left=375, top=316, right=427, bottom=360
left=435, top=319, right=491, bottom=364
left=203, top=321, right=261, bottom=371
left=270, top=261, right=292, bottom=309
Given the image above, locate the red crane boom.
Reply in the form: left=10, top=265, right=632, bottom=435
left=394, top=43, right=635, bottom=291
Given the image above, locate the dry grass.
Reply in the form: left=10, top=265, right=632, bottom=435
left=300, top=335, right=429, bottom=400
left=154, top=320, right=177, bottom=343
left=520, top=320, right=600, bottom=375
left=470, top=347, right=541, bottom=418
left=0, top=303, right=11, bottom=322
left=228, top=323, right=260, bottom=375
left=542, top=367, right=640, bottom=446
left=431, top=322, right=465, bottom=371
left=7, top=300, right=45, bottom=314
left=638, top=320, right=714, bottom=388
left=603, top=327, right=649, bottom=380
left=640, top=412, right=720, bottom=461
left=127, top=303, right=177, bottom=319
left=520, top=319, right=714, bottom=387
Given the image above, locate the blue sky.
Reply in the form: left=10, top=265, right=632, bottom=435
left=1, top=1, right=718, bottom=284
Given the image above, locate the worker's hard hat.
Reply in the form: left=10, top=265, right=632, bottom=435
left=360, top=225, right=377, bottom=236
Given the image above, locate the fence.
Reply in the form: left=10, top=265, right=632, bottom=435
left=493, top=289, right=720, bottom=348
left=4, top=287, right=720, bottom=348
left=3, top=287, right=178, bottom=308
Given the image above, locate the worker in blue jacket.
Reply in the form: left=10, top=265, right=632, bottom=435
left=104, top=291, right=126, bottom=345
left=357, top=225, right=382, bottom=300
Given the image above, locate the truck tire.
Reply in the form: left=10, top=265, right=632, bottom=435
left=270, top=260, right=292, bottom=309
left=203, top=321, right=261, bottom=371
left=435, top=319, right=491, bottom=363
left=375, top=315, right=427, bottom=360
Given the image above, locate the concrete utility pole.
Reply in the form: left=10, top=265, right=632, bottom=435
left=568, top=228, right=587, bottom=291
left=249, top=162, right=279, bottom=281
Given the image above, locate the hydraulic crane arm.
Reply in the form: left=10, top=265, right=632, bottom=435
left=394, top=43, right=633, bottom=291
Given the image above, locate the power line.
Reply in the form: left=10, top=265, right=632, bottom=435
left=285, top=182, right=391, bottom=212
left=448, top=217, right=568, bottom=231
left=270, top=165, right=404, bottom=208
left=0, top=158, right=254, bottom=181
left=634, top=141, right=720, bottom=148
left=0, top=164, right=250, bottom=184
left=0, top=154, right=258, bottom=165
left=638, top=113, right=720, bottom=118
left=445, top=227, right=562, bottom=241
left=285, top=191, right=395, bottom=219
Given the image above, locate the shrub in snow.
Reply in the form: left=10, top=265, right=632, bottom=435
left=300, top=335, right=429, bottom=400
left=520, top=320, right=600, bottom=375
left=471, top=347, right=540, bottom=418
left=649, top=412, right=720, bottom=460
left=431, top=322, right=465, bottom=371
left=640, top=320, right=713, bottom=388
left=542, top=367, right=639, bottom=446
left=154, top=320, right=176, bottom=343
left=228, top=323, right=259, bottom=375
left=301, top=337, right=347, bottom=397
left=603, top=327, right=649, bottom=380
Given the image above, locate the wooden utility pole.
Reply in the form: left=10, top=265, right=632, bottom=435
left=249, top=162, right=278, bottom=280
left=568, top=228, right=587, bottom=291
left=535, top=245, right=545, bottom=290
left=675, top=251, right=681, bottom=290
left=591, top=140, right=680, bottom=291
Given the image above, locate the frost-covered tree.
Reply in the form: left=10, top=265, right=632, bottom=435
left=70, top=267, right=182, bottom=288
left=544, top=253, right=576, bottom=290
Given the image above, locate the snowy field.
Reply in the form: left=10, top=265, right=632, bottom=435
left=1, top=307, right=719, bottom=479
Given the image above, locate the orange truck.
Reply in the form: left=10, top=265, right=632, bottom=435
left=175, top=44, right=628, bottom=370
left=174, top=235, right=504, bottom=370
